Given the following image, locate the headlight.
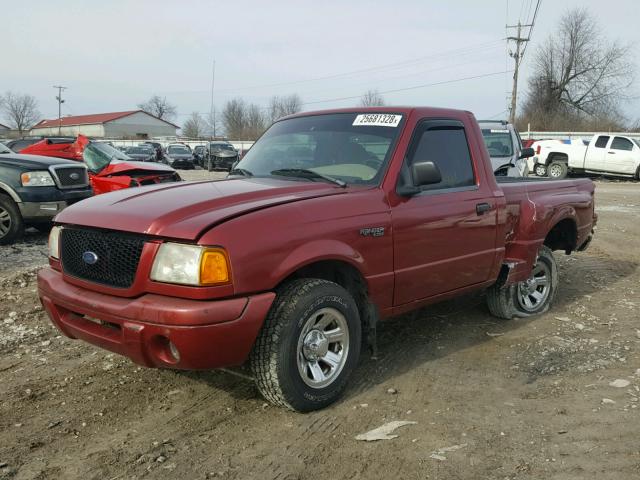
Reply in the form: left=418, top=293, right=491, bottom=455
left=21, top=171, right=55, bottom=187
left=48, top=226, right=62, bottom=259
left=150, top=243, right=230, bottom=286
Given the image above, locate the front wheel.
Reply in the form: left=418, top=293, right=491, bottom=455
left=534, top=163, right=547, bottom=177
left=486, top=246, right=558, bottom=319
left=250, top=279, right=361, bottom=412
left=0, top=195, right=24, bottom=245
left=547, top=161, right=568, bottom=179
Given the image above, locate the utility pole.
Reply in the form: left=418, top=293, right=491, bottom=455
left=209, top=60, right=216, bottom=139
left=53, top=85, right=67, bottom=135
left=506, top=22, right=532, bottom=124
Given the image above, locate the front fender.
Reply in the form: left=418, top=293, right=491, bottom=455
left=273, top=239, right=366, bottom=285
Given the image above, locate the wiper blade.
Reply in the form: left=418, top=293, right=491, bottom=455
left=229, top=167, right=253, bottom=177
left=270, top=168, right=346, bottom=187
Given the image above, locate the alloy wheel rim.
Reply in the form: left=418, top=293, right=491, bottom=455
left=0, top=207, right=11, bottom=237
left=517, top=261, right=551, bottom=312
left=549, top=164, right=563, bottom=177
left=535, top=165, right=546, bottom=176
left=296, top=307, right=349, bottom=388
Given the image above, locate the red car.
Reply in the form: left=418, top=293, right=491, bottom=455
left=21, top=135, right=181, bottom=195
left=38, top=107, right=597, bottom=411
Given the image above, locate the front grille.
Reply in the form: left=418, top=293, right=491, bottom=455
left=50, top=165, right=89, bottom=189
left=60, top=228, right=145, bottom=288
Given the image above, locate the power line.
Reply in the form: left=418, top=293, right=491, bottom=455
left=212, top=40, right=505, bottom=94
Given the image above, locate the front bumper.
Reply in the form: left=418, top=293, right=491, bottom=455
left=17, top=186, right=93, bottom=220
left=38, top=267, right=275, bottom=369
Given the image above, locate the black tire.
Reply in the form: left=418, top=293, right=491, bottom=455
left=0, top=194, right=24, bottom=245
left=534, top=163, right=547, bottom=177
left=250, top=278, right=361, bottom=412
left=635, top=165, right=640, bottom=181
left=547, top=161, right=568, bottom=179
left=486, top=246, right=558, bottom=319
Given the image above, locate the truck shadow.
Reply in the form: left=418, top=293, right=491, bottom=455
left=182, top=254, right=638, bottom=406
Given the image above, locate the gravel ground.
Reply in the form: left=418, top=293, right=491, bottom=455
left=1, top=173, right=639, bottom=480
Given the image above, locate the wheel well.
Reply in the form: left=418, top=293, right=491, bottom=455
left=547, top=153, right=568, bottom=164
left=544, top=218, right=577, bottom=253
left=282, top=260, right=376, bottom=347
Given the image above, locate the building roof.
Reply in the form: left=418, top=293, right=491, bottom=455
left=0, top=122, right=9, bottom=130
left=32, top=110, right=179, bottom=129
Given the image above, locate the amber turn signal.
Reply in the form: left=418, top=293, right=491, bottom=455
left=199, top=249, right=231, bottom=285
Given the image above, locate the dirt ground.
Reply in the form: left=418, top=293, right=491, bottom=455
left=1, top=172, right=639, bottom=480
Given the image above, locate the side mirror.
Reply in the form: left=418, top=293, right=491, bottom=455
left=413, top=161, right=442, bottom=186
left=396, top=161, right=442, bottom=197
left=519, top=147, right=534, bottom=159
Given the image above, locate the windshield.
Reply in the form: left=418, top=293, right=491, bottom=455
left=0, top=144, right=12, bottom=154
left=83, top=141, right=131, bottom=172
left=168, top=146, right=190, bottom=155
left=126, top=147, right=151, bottom=154
left=212, top=143, right=234, bottom=151
left=481, top=128, right=514, bottom=157
left=234, top=112, right=404, bottom=185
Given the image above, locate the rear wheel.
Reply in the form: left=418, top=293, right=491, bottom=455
left=487, top=246, right=558, bottom=319
left=250, top=278, right=361, bottom=412
left=534, top=163, right=547, bottom=177
left=547, top=161, right=568, bottom=179
left=0, top=195, right=24, bottom=245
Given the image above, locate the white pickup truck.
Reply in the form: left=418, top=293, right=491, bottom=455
left=531, top=134, right=640, bottom=179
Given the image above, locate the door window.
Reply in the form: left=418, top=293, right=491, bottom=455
left=594, top=136, right=610, bottom=148
left=404, top=120, right=475, bottom=191
left=611, top=137, right=634, bottom=151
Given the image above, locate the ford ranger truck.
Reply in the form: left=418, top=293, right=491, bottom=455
left=38, top=107, right=597, bottom=412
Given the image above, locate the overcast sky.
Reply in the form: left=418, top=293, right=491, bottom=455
left=4, top=0, right=638, bottom=128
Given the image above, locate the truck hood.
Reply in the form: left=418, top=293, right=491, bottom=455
left=55, top=177, right=346, bottom=240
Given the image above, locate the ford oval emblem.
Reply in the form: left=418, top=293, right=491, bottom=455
left=69, top=172, right=80, bottom=180
left=82, top=251, right=99, bottom=265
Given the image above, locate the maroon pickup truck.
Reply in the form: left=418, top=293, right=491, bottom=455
left=38, top=107, right=596, bottom=411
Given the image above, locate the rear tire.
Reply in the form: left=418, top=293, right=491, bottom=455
left=250, top=278, right=361, bottom=412
left=547, top=161, right=568, bottom=179
left=487, top=246, right=558, bottom=319
left=534, top=163, right=547, bottom=177
left=0, top=195, right=24, bottom=245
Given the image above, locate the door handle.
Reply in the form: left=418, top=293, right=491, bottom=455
left=476, top=203, right=492, bottom=215
left=607, top=151, right=616, bottom=154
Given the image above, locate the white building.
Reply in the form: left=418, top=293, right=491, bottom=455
left=30, top=110, right=179, bottom=138
left=0, top=122, right=9, bottom=136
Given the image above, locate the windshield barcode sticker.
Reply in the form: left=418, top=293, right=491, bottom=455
left=353, top=114, right=402, bottom=127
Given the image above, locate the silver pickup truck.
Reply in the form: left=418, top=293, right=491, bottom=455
left=478, top=120, right=533, bottom=177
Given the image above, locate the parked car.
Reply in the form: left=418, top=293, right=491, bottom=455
left=531, top=134, right=640, bottom=179
left=141, top=141, right=164, bottom=162
left=20, top=135, right=182, bottom=195
left=165, top=144, right=196, bottom=169
left=193, top=145, right=207, bottom=166
left=478, top=120, right=533, bottom=177
left=206, top=141, right=238, bottom=171
left=124, top=145, right=156, bottom=162
left=0, top=143, right=92, bottom=244
left=38, top=107, right=596, bottom=412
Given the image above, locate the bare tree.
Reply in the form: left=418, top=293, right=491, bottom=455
left=205, top=111, right=221, bottom=138
left=1, top=92, right=40, bottom=134
left=359, top=89, right=385, bottom=107
left=182, top=112, right=206, bottom=138
left=221, top=98, right=247, bottom=139
left=268, top=94, right=302, bottom=123
left=520, top=8, right=633, bottom=130
left=138, top=95, right=177, bottom=121
left=221, top=98, right=267, bottom=140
